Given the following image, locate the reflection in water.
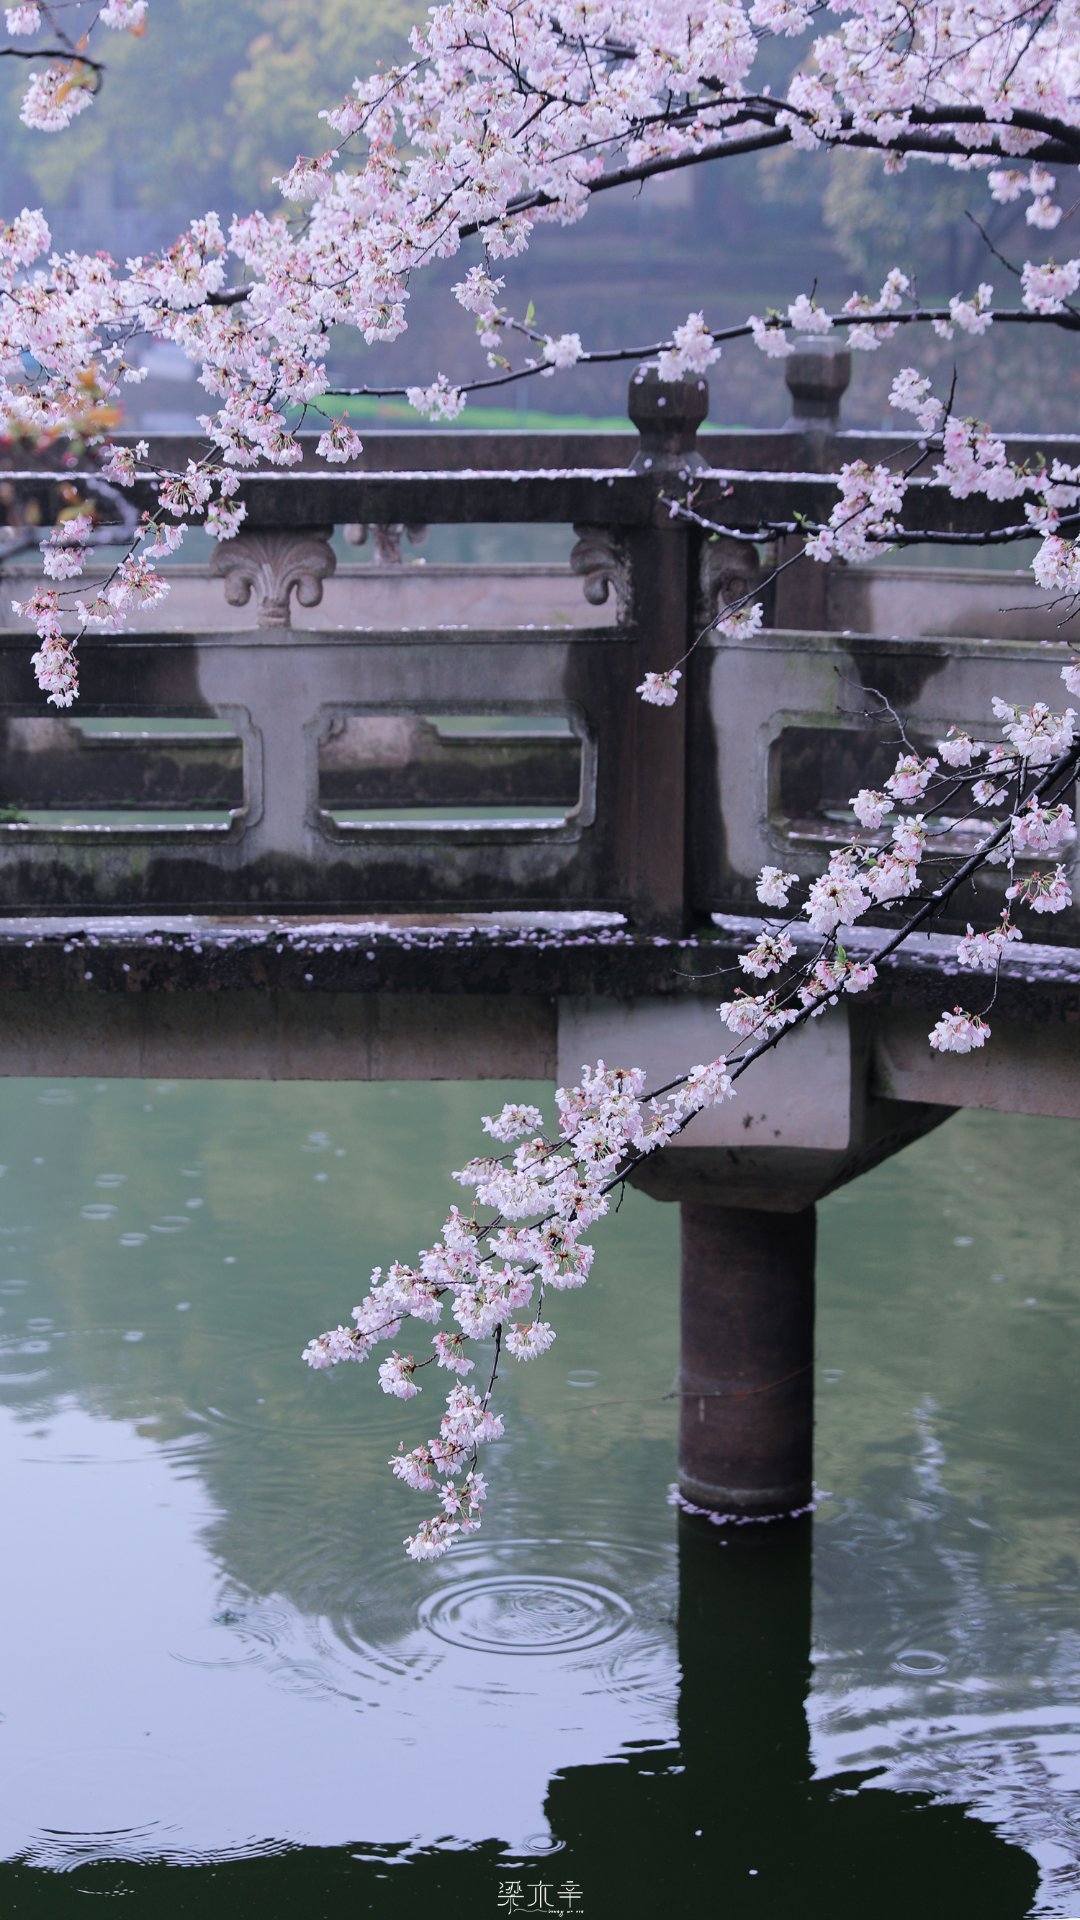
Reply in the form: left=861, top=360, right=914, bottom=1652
left=548, top=1519, right=1039, bottom=1916
left=0, top=1080, right=1075, bottom=1916
left=810, top=1403, right=1080, bottom=1909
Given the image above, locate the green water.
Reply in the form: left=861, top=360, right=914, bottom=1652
left=0, top=1080, right=1075, bottom=1917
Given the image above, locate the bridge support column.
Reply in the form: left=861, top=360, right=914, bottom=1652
left=558, top=996, right=952, bottom=1521
left=678, top=1202, right=815, bottom=1518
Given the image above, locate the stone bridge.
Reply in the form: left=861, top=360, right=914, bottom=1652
left=1, top=347, right=1077, bottom=1522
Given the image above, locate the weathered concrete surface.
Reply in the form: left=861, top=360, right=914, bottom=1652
left=558, top=995, right=855, bottom=1150
left=0, top=560, right=617, bottom=636
left=0, top=986, right=555, bottom=1082
left=0, top=913, right=1076, bottom=1017
left=0, top=918, right=1077, bottom=1101
left=874, top=1010, right=1080, bottom=1120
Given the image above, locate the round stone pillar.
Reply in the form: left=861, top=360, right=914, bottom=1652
left=678, top=1202, right=815, bottom=1517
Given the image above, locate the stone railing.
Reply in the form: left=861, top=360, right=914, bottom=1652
left=1, top=348, right=1077, bottom=939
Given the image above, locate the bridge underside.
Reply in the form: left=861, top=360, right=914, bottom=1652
left=2, top=911, right=1077, bottom=1114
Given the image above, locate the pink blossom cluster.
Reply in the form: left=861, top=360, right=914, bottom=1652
left=304, top=665, right=1076, bottom=1555
left=714, top=676, right=1077, bottom=1053
left=304, top=1059, right=734, bottom=1557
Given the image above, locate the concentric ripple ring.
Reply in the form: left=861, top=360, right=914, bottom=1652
left=420, top=1574, right=632, bottom=1656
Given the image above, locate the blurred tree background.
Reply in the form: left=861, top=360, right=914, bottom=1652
left=0, top=0, right=416, bottom=216
left=1, top=0, right=1071, bottom=429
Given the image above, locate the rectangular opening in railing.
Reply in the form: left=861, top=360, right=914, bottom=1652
left=316, top=711, right=584, bottom=831
left=0, top=716, right=242, bottom=832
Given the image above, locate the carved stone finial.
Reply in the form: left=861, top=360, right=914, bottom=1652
left=627, top=364, right=709, bottom=473
left=211, top=529, right=337, bottom=627
left=698, top=534, right=763, bottom=631
left=343, top=522, right=428, bottom=564
left=783, top=340, right=851, bottom=428
left=570, top=525, right=631, bottom=622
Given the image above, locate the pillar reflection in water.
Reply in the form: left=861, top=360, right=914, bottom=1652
left=543, top=1515, right=1039, bottom=1918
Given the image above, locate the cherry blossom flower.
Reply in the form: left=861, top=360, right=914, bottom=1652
left=929, top=1009, right=991, bottom=1053
left=406, top=376, right=466, bottom=422
left=41, top=514, right=93, bottom=581
left=932, top=283, right=993, bottom=340
left=306, top=1050, right=737, bottom=1551
left=787, top=294, right=832, bottom=335
left=740, top=931, right=797, bottom=979
left=755, top=865, right=797, bottom=908
left=101, top=442, right=149, bottom=487
left=748, top=313, right=794, bottom=358
left=636, top=669, right=681, bottom=707
left=482, top=1102, right=546, bottom=1143
left=316, top=419, right=363, bottom=463
left=101, top=1, right=148, bottom=28
left=937, top=729, right=979, bottom=769
left=1007, top=866, right=1074, bottom=914
left=158, top=463, right=213, bottom=518
left=390, top=1445, right=436, bottom=1492
left=865, top=850, right=919, bottom=904
left=889, top=368, right=943, bottom=433
left=991, top=699, right=1077, bottom=767
left=719, top=991, right=795, bottom=1038
left=505, top=1320, right=557, bottom=1360
left=714, top=603, right=763, bottom=640
left=656, top=311, right=719, bottom=380
left=804, top=862, right=871, bottom=935
left=843, top=961, right=878, bottom=994
left=29, top=633, right=78, bottom=707
left=1034, top=538, right=1080, bottom=595
left=273, top=154, right=334, bottom=203
left=806, top=462, right=905, bottom=563
left=956, top=920, right=1022, bottom=970
left=453, top=266, right=505, bottom=317
left=432, top=1332, right=474, bottom=1376
left=105, top=554, right=168, bottom=613
left=206, top=497, right=246, bottom=540
left=852, top=788, right=893, bottom=829
left=378, top=1353, right=421, bottom=1401
left=19, top=65, right=94, bottom=132
left=543, top=332, right=584, bottom=370
left=885, top=753, right=938, bottom=802
left=1021, top=259, right=1080, bottom=315
left=404, top=1517, right=459, bottom=1562
left=1010, top=800, right=1074, bottom=855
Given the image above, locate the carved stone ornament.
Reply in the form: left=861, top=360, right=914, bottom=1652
left=211, top=529, right=337, bottom=628
left=570, top=525, right=632, bottom=622
left=343, top=521, right=428, bottom=564
left=698, top=533, right=763, bottom=631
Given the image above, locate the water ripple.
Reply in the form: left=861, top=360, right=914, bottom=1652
left=420, top=1573, right=631, bottom=1657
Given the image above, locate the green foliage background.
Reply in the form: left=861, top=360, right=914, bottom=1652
left=1, top=0, right=415, bottom=216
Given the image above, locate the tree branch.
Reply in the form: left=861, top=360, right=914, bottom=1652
left=0, top=45, right=103, bottom=73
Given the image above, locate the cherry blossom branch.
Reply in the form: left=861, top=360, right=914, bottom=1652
left=323, top=301, right=1078, bottom=402
left=304, top=651, right=1079, bottom=1560
left=0, top=45, right=102, bottom=68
